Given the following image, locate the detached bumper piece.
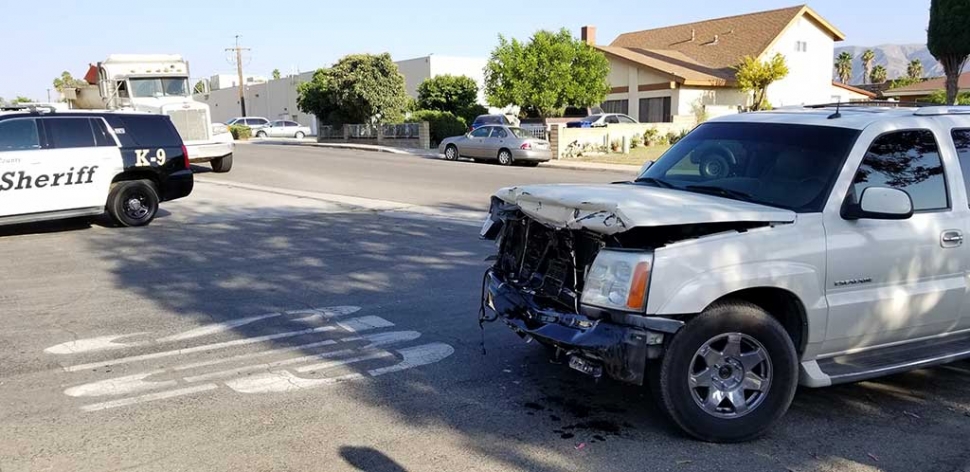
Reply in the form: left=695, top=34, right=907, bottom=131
left=482, top=269, right=680, bottom=385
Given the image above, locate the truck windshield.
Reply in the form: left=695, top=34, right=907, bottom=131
left=129, top=78, right=190, bottom=98
left=636, top=122, right=860, bottom=212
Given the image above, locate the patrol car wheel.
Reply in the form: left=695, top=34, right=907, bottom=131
left=211, top=154, right=233, bottom=173
left=295, top=131, right=306, bottom=139
left=654, top=300, right=797, bottom=443
left=107, top=180, right=159, bottom=227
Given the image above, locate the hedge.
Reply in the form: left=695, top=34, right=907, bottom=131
left=407, top=110, right=467, bottom=146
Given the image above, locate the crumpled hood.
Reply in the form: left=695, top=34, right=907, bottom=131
left=495, top=184, right=796, bottom=235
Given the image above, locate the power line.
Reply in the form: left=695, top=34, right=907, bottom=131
left=226, top=35, right=251, bottom=117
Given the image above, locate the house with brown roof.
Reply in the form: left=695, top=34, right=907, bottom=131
left=881, top=72, right=970, bottom=102
left=585, top=5, right=847, bottom=123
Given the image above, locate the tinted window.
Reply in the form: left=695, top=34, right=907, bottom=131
left=606, top=115, right=620, bottom=124
left=0, top=118, right=41, bottom=152
left=470, top=127, right=492, bottom=138
left=601, top=100, right=629, bottom=115
left=581, top=114, right=603, bottom=123
left=640, top=122, right=860, bottom=212
left=104, top=115, right=182, bottom=148
left=285, top=121, right=300, bottom=127
left=953, top=129, right=970, bottom=206
left=91, top=119, right=116, bottom=147
left=619, top=115, right=637, bottom=124
left=640, top=97, right=672, bottom=123
left=850, top=130, right=947, bottom=212
left=493, top=128, right=508, bottom=139
left=510, top=127, right=531, bottom=139
left=45, top=118, right=96, bottom=149
left=270, top=121, right=285, bottom=127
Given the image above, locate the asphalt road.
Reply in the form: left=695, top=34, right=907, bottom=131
left=1, top=144, right=969, bottom=472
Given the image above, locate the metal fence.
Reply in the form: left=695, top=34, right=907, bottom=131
left=346, top=124, right=379, bottom=139
left=317, top=125, right=343, bottom=140
left=519, top=124, right=548, bottom=140
left=381, top=123, right=420, bottom=139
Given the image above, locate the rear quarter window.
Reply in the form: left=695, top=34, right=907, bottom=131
left=104, top=115, right=182, bottom=148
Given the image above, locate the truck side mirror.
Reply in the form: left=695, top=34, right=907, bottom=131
left=842, top=187, right=913, bottom=220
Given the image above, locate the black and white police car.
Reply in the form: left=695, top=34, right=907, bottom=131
left=0, top=106, right=193, bottom=228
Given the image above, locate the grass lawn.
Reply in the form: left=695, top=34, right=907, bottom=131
left=573, top=144, right=672, bottom=166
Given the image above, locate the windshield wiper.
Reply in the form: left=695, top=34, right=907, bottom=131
left=632, top=177, right=676, bottom=189
left=684, top=185, right=755, bottom=202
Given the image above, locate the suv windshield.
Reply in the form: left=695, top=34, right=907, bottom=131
left=129, top=78, right=190, bottom=98
left=637, top=122, right=860, bottom=212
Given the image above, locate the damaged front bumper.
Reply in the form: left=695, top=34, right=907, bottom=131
left=482, top=269, right=683, bottom=385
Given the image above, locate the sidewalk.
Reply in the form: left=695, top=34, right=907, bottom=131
left=240, top=138, right=640, bottom=172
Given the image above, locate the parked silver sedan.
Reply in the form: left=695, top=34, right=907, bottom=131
left=254, top=120, right=312, bottom=139
left=439, top=125, right=551, bottom=166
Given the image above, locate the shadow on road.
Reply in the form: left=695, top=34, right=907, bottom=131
left=340, top=446, right=408, bottom=472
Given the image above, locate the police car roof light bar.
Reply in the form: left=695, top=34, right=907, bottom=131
left=0, top=104, right=57, bottom=114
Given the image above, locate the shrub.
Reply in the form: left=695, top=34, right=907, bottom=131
left=458, top=104, right=489, bottom=125
left=643, top=127, right=659, bottom=146
left=610, top=139, right=622, bottom=152
left=669, top=129, right=690, bottom=145
left=657, top=133, right=670, bottom=146
left=407, top=109, right=468, bottom=147
left=229, top=124, right=251, bottom=140
left=630, top=134, right=643, bottom=148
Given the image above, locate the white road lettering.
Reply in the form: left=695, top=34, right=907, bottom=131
left=65, top=371, right=175, bottom=397
left=337, top=315, right=395, bottom=333
left=155, top=312, right=283, bottom=343
left=80, top=384, right=218, bottom=412
left=45, top=333, right=148, bottom=355
left=369, top=343, right=456, bottom=377
left=225, top=370, right=364, bottom=394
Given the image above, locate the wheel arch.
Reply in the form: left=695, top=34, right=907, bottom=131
left=708, top=287, right=809, bottom=355
left=112, top=170, right=159, bottom=189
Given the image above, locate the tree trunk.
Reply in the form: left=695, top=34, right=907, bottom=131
left=940, top=55, right=969, bottom=105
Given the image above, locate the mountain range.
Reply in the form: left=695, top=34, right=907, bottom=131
left=833, top=44, right=970, bottom=85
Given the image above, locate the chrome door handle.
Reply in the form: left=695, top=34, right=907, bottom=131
left=942, top=230, right=964, bottom=247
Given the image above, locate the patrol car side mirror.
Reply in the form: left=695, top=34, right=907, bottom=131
left=842, top=187, right=913, bottom=220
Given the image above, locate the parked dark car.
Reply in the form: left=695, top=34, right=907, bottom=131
left=470, top=114, right=514, bottom=131
left=566, top=113, right=639, bottom=128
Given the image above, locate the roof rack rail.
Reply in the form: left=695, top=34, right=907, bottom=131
left=0, top=103, right=58, bottom=113
left=913, top=105, right=970, bottom=116
left=804, top=100, right=930, bottom=109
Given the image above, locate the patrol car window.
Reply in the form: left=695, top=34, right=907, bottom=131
left=0, top=119, right=41, bottom=152
left=850, top=130, right=947, bottom=212
left=103, top=115, right=180, bottom=148
left=952, top=129, right=970, bottom=207
left=45, top=118, right=97, bottom=149
left=91, top=119, right=116, bottom=147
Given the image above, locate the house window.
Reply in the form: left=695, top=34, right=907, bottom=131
left=601, top=100, right=629, bottom=114
left=795, top=41, right=808, bottom=52
left=639, top=97, right=672, bottom=123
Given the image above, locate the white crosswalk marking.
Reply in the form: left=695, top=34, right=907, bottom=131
left=45, top=307, right=453, bottom=411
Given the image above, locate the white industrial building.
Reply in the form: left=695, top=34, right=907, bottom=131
left=194, top=55, right=488, bottom=134
left=208, top=74, right=269, bottom=91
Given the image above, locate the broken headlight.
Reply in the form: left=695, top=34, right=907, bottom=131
left=581, top=250, right=653, bottom=312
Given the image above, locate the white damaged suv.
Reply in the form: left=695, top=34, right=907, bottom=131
left=480, top=104, right=970, bottom=442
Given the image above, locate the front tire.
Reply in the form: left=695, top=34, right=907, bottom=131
left=256, top=131, right=267, bottom=138
left=654, top=300, right=797, bottom=443
left=295, top=131, right=305, bottom=139
left=107, top=180, right=159, bottom=227
left=211, top=154, right=233, bottom=173
left=497, top=149, right=513, bottom=166
left=444, top=145, right=459, bottom=161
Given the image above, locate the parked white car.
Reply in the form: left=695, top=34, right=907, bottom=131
left=226, top=117, right=270, bottom=131
left=480, top=103, right=970, bottom=442
left=253, top=120, right=311, bottom=139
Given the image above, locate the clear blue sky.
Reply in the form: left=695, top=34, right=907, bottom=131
left=2, top=0, right=931, bottom=101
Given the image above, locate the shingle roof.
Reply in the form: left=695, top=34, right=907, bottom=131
left=832, top=81, right=877, bottom=98
left=603, top=5, right=845, bottom=87
left=882, top=72, right=970, bottom=96
left=595, top=46, right=734, bottom=85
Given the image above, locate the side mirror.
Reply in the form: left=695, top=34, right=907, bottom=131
left=842, top=187, right=913, bottom=220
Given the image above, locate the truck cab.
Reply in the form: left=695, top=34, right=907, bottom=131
left=481, top=104, right=970, bottom=442
left=70, top=55, right=234, bottom=173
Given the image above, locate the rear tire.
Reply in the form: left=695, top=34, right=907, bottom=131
left=211, top=154, right=233, bottom=173
left=256, top=131, right=267, bottom=138
left=107, top=180, right=159, bottom=227
left=295, top=131, right=305, bottom=139
left=655, top=300, right=797, bottom=443
left=497, top=149, right=513, bottom=166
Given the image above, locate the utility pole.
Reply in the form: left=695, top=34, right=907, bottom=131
left=226, top=35, right=251, bottom=117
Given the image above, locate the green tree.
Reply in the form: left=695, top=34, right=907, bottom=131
left=193, top=80, right=207, bottom=94
left=297, top=53, right=409, bottom=125
left=272, top=69, right=281, bottom=80
left=835, top=51, right=853, bottom=84
left=928, top=89, right=970, bottom=104
left=889, top=76, right=923, bottom=89
left=861, top=49, right=876, bottom=85
left=484, top=28, right=610, bottom=117
left=735, top=53, right=789, bottom=111
left=928, top=0, right=970, bottom=105
left=13, top=96, right=32, bottom=103
left=417, top=75, right=487, bottom=123
left=870, top=65, right=888, bottom=84
left=907, top=59, right=924, bottom=80
left=52, top=71, right=86, bottom=92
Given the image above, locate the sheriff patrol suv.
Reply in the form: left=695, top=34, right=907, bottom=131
left=0, top=106, right=192, bottom=227
left=481, top=103, right=970, bottom=442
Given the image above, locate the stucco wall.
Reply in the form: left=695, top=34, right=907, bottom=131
left=763, top=17, right=836, bottom=107
left=196, top=70, right=316, bottom=131
left=395, top=57, right=433, bottom=100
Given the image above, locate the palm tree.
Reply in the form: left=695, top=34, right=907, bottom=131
left=861, top=49, right=876, bottom=85
left=870, top=65, right=888, bottom=84
left=835, top=52, right=853, bottom=83
left=907, top=59, right=924, bottom=80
